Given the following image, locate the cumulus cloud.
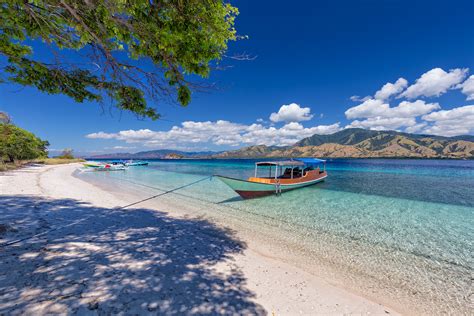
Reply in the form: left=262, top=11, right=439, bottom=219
left=374, top=78, right=408, bottom=100
left=389, top=100, right=441, bottom=117
left=344, top=67, right=473, bottom=136
left=404, top=123, right=428, bottom=134
left=421, top=105, right=474, bottom=136
left=350, top=95, right=371, bottom=102
left=269, top=103, right=313, bottom=123
left=345, top=99, right=390, bottom=119
left=345, top=99, right=440, bottom=131
left=346, top=117, right=417, bottom=131
left=240, top=122, right=341, bottom=146
left=456, top=75, right=474, bottom=101
left=86, top=131, right=117, bottom=139
left=399, top=68, right=468, bottom=99
left=86, top=120, right=341, bottom=149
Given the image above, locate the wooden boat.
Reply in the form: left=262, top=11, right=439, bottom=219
left=215, top=158, right=327, bottom=199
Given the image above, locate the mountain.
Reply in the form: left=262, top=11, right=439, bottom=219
left=89, top=149, right=218, bottom=159
left=295, top=128, right=473, bottom=146
left=212, top=128, right=474, bottom=159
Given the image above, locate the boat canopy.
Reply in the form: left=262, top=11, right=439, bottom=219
left=294, top=158, right=326, bottom=165
left=256, top=160, right=305, bottom=167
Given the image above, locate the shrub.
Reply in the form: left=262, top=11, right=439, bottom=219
left=0, top=123, right=49, bottom=163
left=58, top=148, right=74, bottom=159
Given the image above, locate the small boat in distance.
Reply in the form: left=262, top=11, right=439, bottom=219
left=83, top=161, right=102, bottom=168
left=215, top=158, right=327, bottom=199
left=94, top=164, right=127, bottom=171
left=83, top=161, right=127, bottom=171
left=125, top=160, right=149, bottom=166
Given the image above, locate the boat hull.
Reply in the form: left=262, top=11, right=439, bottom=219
left=95, top=166, right=127, bottom=171
left=215, top=172, right=327, bottom=199
left=127, top=162, right=149, bottom=166
left=83, top=162, right=101, bottom=168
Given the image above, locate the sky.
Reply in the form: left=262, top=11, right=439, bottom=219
left=1, top=0, right=474, bottom=155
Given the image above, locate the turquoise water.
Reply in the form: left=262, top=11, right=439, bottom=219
left=79, top=159, right=474, bottom=313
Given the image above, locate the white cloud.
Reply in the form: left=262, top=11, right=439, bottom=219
left=404, top=123, right=428, bottom=134
left=374, top=78, right=408, bottom=100
left=241, top=122, right=341, bottom=146
left=350, top=95, right=371, bottom=102
left=86, top=131, right=117, bottom=139
left=346, top=117, right=417, bottom=131
left=86, top=120, right=341, bottom=149
left=269, top=103, right=313, bottom=123
left=345, top=67, right=474, bottom=136
left=421, top=105, right=474, bottom=136
left=456, top=75, right=474, bottom=101
left=345, top=99, right=440, bottom=131
left=345, top=99, right=390, bottom=119
left=399, top=68, right=468, bottom=99
left=389, top=100, right=440, bottom=118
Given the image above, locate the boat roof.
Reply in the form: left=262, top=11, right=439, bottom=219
left=256, top=158, right=326, bottom=167
left=256, top=160, right=305, bottom=166
left=294, top=158, right=326, bottom=164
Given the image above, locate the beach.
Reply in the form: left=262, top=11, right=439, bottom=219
left=0, top=163, right=399, bottom=315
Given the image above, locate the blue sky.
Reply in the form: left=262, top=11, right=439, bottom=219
left=1, top=0, right=474, bottom=155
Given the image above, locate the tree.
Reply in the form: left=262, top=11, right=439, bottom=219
left=58, top=148, right=74, bottom=159
left=0, top=1, right=239, bottom=119
left=0, top=123, right=49, bottom=162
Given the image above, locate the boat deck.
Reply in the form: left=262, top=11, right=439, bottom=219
left=248, top=169, right=325, bottom=185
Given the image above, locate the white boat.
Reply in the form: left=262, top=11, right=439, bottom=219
left=124, top=160, right=149, bottom=166
left=94, top=163, right=127, bottom=171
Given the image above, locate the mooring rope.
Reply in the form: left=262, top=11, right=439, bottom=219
left=117, top=175, right=213, bottom=209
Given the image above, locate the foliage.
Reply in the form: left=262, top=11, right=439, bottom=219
left=0, top=123, right=49, bottom=162
left=0, top=0, right=240, bottom=119
left=58, top=148, right=74, bottom=159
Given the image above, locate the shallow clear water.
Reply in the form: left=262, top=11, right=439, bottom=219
left=79, top=159, right=474, bottom=313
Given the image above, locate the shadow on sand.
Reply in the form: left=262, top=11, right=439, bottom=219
left=0, top=195, right=265, bottom=315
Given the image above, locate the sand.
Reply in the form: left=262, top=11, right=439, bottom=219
left=0, top=163, right=399, bottom=315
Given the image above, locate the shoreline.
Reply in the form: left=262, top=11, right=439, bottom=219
left=1, top=163, right=400, bottom=314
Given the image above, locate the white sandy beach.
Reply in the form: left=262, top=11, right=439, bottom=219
left=0, top=163, right=399, bottom=315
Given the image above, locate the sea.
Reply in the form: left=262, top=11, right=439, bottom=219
left=77, top=158, right=474, bottom=314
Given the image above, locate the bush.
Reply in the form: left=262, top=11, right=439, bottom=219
left=57, top=148, right=74, bottom=159
left=0, top=123, right=49, bottom=163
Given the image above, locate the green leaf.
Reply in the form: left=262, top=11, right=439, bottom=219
left=0, top=0, right=240, bottom=120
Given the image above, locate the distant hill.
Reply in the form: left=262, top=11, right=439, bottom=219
left=213, top=128, right=474, bottom=159
left=295, top=128, right=474, bottom=146
left=89, top=149, right=217, bottom=159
